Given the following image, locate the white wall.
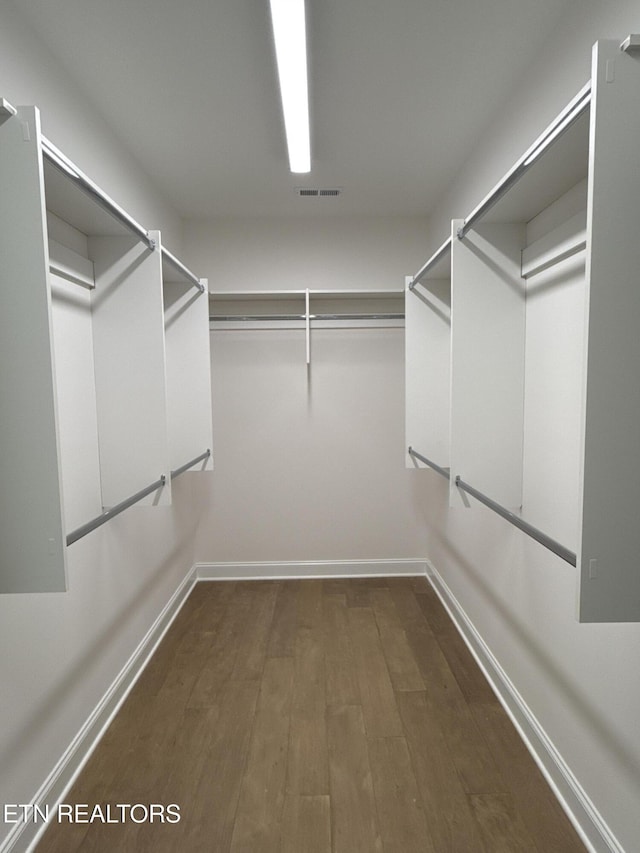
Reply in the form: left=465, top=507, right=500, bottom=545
left=0, top=7, right=204, bottom=851
left=420, top=3, right=640, bottom=851
left=186, top=215, right=434, bottom=565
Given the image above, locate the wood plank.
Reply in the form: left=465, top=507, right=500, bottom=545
left=369, top=589, right=424, bottom=691
left=182, top=580, right=238, bottom=634
left=287, top=627, right=328, bottom=795
left=327, top=704, right=383, bottom=853
left=36, top=685, right=174, bottom=852
left=471, top=702, right=587, bottom=852
left=346, top=577, right=388, bottom=607
left=184, top=679, right=261, bottom=853
left=281, top=795, right=331, bottom=853
left=322, top=578, right=349, bottom=595
left=323, top=594, right=360, bottom=707
left=412, top=634, right=504, bottom=793
left=115, top=706, right=221, bottom=853
left=187, top=584, right=257, bottom=706
left=467, top=793, right=538, bottom=853
left=267, top=580, right=298, bottom=657
left=230, top=582, right=279, bottom=680
left=230, top=657, right=294, bottom=853
left=386, top=578, right=430, bottom=622
left=155, top=627, right=218, bottom=706
left=416, top=590, right=498, bottom=704
left=296, top=579, right=323, bottom=631
left=368, top=736, right=436, bottom=853
left=395, top=594, right=505, bottom=794
left=397, top=690, right=488, bottom=853
left=348, top=607, right=403, bottom=737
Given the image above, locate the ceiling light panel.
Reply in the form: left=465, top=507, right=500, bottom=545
left=269, top=0, right=311, bottom=173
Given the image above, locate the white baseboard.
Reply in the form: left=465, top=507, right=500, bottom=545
left=3, top=568, right=198, bottom=853
left=196, top=557, right=428, bottom=581
left=426, top=561, right=624, bottom=853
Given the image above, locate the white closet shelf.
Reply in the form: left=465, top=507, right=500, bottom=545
left=42, top=148, right=150, bottom=243
left=209, top=288, right=405, bottom=321
left=210, top=288, right=403, bottom=300
left=406, top=36, right=640, bottom=622
left=0, top=102, right=213, bottom=593
left=480, top=108, right=589, bottom=225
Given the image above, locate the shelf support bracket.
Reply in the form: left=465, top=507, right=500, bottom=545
left=621, top=34, right=640, bottom=53
left=0, top=98, right=17, bottom=126
left=305, top=288, right=310, bottom=366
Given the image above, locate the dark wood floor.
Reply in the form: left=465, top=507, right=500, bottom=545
left=37, top=577, right=586, bottom=852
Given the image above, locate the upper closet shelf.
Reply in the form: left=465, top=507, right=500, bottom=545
left=210, top=288, right=404, bottom=320
left=409, top=81, right=591, bottom=289
left=210, top=288, right=403, bottom=300
left=42, top=135, right=203, bottom=292
left=460, top=86, right=590, bottom=232
left=42, top=137, right=154, bottom=247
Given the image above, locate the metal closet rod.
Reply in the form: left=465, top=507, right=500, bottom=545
left=408, top=447, right=450, bottom=480
left=455, top=476, right=577, bottom=567
left=211, top=313, right=405, bottom=322
left=171, top=449, right=211, bottom=480
left=41, top=136, right=156, bottom=251
left=162, top=247, right=205, bottom=293
left=409, top=236, right=453, bottom=290
left=66, top=475, right=166, bottom=546
left=457, top=82, right=591, bottom=240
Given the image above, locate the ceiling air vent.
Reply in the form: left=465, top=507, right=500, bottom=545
left=296, top=187, right=342, bottom=198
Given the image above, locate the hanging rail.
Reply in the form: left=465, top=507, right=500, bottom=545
left=456, top=82, right=591, bottom=241
left=66, top=475, right=166, bottom=546
left=171, top=449, right=211, bottom=480
left=454, top=476, right=577, bottom=566
left=41, top=136, right=157, bottom=251
left=161, top=246, right=205, bottom=293
left=408, top=236, right=453, bottom=290
left=408, top=447, right=450, bottom=480
left=211, top=312, right=405, bottom=322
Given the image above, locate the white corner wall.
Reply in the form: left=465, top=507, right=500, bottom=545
left=0, top=2, right=183, bottom=251
left=186, top=215, right=434, bottom=566
left=0, top=7, right=203, bottom=852
left=420, top=2, right=640, bottom=851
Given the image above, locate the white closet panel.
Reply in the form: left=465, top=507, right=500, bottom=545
left=578, top=39, right=640, bottom=621
left=449, top=220, right=526, bottom=509
left=522, top=247, right=586, bottom=554
left=50, top=270, right=102, bottom=532
left=89, top=232, right=171, bottom=508
left=0, top=106, right=67, bottom=592
left=405, top=276, right=450, bottom=469
left=164, top=275, right=213, bottom=473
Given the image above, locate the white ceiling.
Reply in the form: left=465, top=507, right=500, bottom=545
left=13, top=0, right=575, bottom=219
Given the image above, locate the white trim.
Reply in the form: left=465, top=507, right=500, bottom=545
left=3, top=567, right=198, bottom=853
left=196, top=558, right=428, bottom=582
left=425, top=561, right=624, bottom=853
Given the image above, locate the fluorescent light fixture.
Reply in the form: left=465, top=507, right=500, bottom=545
left=269, top=0, right=311, bottom=173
